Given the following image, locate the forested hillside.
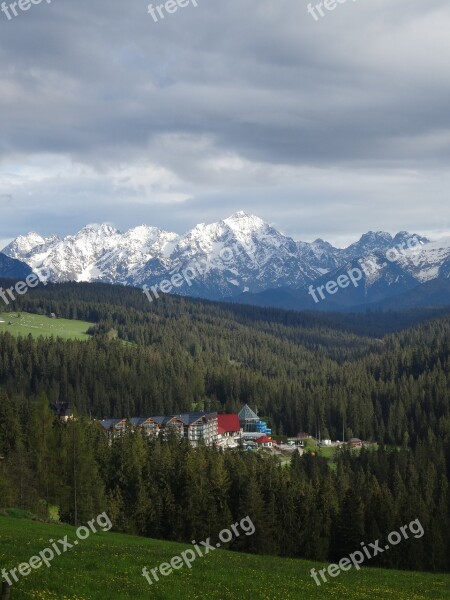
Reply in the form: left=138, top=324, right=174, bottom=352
left=0, top=282, right=449, bottom=571
left=0, top=397, right=449, bottom=572
left=0, top=280, right=448, bottom=442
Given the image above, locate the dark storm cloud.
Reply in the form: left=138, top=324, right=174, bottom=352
left=0, top=0, right=449, bottom=244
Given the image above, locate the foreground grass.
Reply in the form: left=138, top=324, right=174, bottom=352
left=0, top=312, right=92, bottom=341
left=0, top=516, right=448, bottom=600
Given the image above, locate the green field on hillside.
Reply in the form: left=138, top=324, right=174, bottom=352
left=0, top=516, right=448, bottom=600
left=0, top=312, right=92, bottom=341
left=299, top=439, right=380, bottom=460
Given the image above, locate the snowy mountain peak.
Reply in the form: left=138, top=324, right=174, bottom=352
left=359, top=231, right=392, bottom=243
left=223, top=212, right=266, bottom=232
left=311, top=238, right=336, bottom=250
left=2, top=216, right=448, bottom=303
left=77, top=223, right=119, bottom=237
left=123, top=225, right=177, bottom=244
left=343, top=230, right=395, bottom=260
left=3, top=231, right=60, bottom=260
left=392, top=231, right=429, bottom=246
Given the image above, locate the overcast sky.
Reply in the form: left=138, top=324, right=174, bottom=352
left=0, top=0, right=449, bottom=248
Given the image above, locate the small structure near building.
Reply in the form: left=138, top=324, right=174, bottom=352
left=349, top=437, right=363, bottom=448
left=50, top=402, right=73, bottom=422
left=255, top=435, right=273, bottom=448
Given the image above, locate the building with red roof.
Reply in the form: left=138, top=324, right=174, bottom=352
left=218, top=414, right=240, bottom=434
left=255, top=435, right=273, bottom=448
left=217, top=414, right=242, bottom=447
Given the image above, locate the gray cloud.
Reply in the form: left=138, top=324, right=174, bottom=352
left=0, top=0, right=449, bottom=244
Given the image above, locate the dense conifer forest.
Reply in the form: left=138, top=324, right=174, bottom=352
left=0, top=281, right=449, bottom=571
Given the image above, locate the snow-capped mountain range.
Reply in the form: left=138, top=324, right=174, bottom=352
left=2, top=212, right=450, bottom=309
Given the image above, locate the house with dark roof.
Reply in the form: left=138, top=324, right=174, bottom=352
left=131, top=416, right=165, bottom=436
left=98, top=412, right=218, bottom=447
left=50, top=402, right=73, bottom=422
left=166, top=412, right=218, bottom=446
left=98, top=418, right=129, bottom=440
left=349, top=437, right=363, bottom=448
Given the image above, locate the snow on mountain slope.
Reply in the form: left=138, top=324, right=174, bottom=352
left=29, top=224, right=123, bottom=282
left=394, top=236, right=450, bottom=282
left=95, top=226, right=178, bottom=284
left=3, top=232, right=60, bottom=260
left=133, top=212, right=320, bottom=297
left=2, top=213, right=448, bottom=302
left=298, top=238, right=342, bottom=272
left=7, top=223, right=178, bottom=284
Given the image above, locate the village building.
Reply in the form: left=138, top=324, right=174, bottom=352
left=99, top=418, right=129, bottom=440
left=217, top=414, right=242, bottom=448
left=50, top=401, right=74, bottom=422
left=98, top=412, right=218, bottom=447
left=349, top=437, right=363, bottom=448
left=255, top=435, right=273, bottom=448
left=238, top=404, right=272, bottom=441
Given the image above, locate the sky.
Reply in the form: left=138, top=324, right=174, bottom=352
left=1, top=0, right=450, bottom=249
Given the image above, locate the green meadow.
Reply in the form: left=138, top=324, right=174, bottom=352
left=0, top=515, right=448, bottom=600
left=0, top=312, right=92, bottom=341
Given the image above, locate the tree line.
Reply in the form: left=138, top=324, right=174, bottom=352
left=0, top=394, right=448, bottom=572
left=0, top=281, right=449, bottom=442
left=0, top=281, right=449, bottom=572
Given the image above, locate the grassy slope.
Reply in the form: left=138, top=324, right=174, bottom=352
left=0, top=312, right=92, bottom=341
left=0, top=517, right=448, bottom=600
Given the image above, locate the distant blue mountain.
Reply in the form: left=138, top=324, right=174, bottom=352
left=0, top=252, right=33, bottom=280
